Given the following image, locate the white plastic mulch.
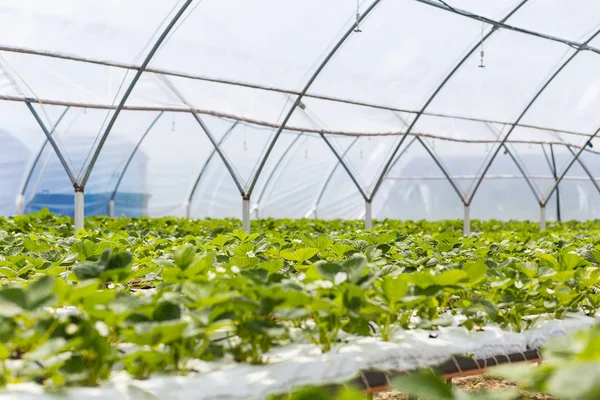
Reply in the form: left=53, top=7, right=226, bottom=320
left=0, top=313, right=596, bottom=400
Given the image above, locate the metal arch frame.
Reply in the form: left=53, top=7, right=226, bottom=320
left=547, top=144, right=562, bottom=221
left=187, top=121, right=240, bottom=216
left=319, top=134, right=369, bottom=200
left=483, top=122, right=543, bottom=204
left=415, top=136, right=467, bottom=204
left=78, top=0, right=194, bottom=188
left=109, top=111, right=164, bottom=204
left=543, top=133, right=600, bottom=206
left=415, top=0, right=600, bottom=55
left=245, top=0, right=384, bottom=197
left=466, top=27, right=600, bottom=205
left=565, top=145, right=600, bottom=195
left=20, top=106, right=70, bottom=196
left=311, top=136, right=361, bottom=218
left=157, top=75, right=246, bottom=195
left=369, top=0, right=531, bottom=203
left=25, top=102, right=77, bottom=184
left=252, top=132, right=305, bottom=217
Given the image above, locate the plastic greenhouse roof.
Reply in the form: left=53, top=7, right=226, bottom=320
left=1, top=0, right=600, bottom=220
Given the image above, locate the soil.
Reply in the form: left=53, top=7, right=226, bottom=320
left=373, top=374, right=556, bottom=400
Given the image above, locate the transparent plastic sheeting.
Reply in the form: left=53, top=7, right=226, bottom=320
left=2, top=0, right=600, bottom=221
left=0, top=314, right=595, bottom=400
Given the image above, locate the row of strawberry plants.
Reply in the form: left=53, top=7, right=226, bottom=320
left=0, top=212, right=598, bottom=389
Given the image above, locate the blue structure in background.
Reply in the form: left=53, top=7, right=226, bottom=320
left=20, top=135, right=149, bottom=218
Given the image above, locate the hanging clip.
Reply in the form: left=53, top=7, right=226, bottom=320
left=354, top=1, right=362, bottom=33
left=479, top=49, right=485, bottom=68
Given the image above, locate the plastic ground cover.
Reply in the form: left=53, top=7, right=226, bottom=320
left=0, top=313, right=595, bottom=400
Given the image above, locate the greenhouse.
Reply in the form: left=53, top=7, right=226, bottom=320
left=2, top=1, right=600, bottom=399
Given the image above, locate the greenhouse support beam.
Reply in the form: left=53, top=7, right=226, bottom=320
left=79, top=0, right=194, bottom=187
left=365, top=201, right=373, bottom=230
left=246, top=0, right=383, bottom=197
left=157, top=75, right=246, bottom=195
left=242, top=196, right=251, bottom=233
left=540, top=205, right=546, bottom=232
left=565, top=146, right=600, bottom=195
left=484, top=123, right=542, bottom=204
left=20, top=106, right=70, bottom=201
left=254, top=132, right=305, bottom=213
left=543, top=136, right=600, bottom=206
left=320, top=134, right=369, bottom=200
left=187, top=121, right=240, bottom=212
left=369, top=0, right=529, bottom=202
left=463, top=204, right=470, bottom=236
left=549, top=144, right=561, bottom=221
left=74, top=189, right=84, bottom=233
left=416, top=137, right=467, bottom=204
left=26, top=102, right=77, bottom=184
left=3, top=44, right=599, bottom=138
left=109, top=111, right=164, bottom=205
left=109, top=199, right=115, bottom=219
left=416, top=0, right=600, bottom=55
left=468, top=27, right=600, bottom=204
left=313, top=137, right=361, bottom=214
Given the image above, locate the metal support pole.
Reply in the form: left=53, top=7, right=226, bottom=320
left=16, top=194, right=25, bottom=215
left=549, top=144, right=561, bottom=221
left=21, top=106, right=70, bottom=200
left=242, top=196, right=251, bottom=233
left=246, top=0, right=383, bottom=197
left=109, top=199, right=115, bottom=218
left=109, top=111, right=163, bottom=206
left=540, top=205, right=546, bottom=232
left=565, top=145, right=600, bottom=195
left=464, top=204, right=471, bottom=236
left=365, top=200, right=373, bottom=230
left=74, top=189, right=84, bottom=233
left=79, top=0, right=194, bottom=187
left=26, top=102, right=76, bottom=184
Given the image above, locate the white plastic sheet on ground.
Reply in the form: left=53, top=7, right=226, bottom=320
left=0, top=314, right=596, bottom=400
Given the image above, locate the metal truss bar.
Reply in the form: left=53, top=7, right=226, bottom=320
left=191, top=112, right=245, bottom=195
left=543, top=135, right=600, bottom=205
left=386, top=174, right=592, bottom=181
left=6, top=95, right=600, bottom=147
left=188, top=121, right=240, bottom=205
left=79, top=0, right=194, bottom=187
left=320, top=134, right=369, bottom=200
left=314, top=137, right=360, bottom=213
left=157, top=75, right=246, bottom=195
left=416, top=137, right=466, bottom=204
left=110, top=111, right=163, bottom=201
left=246, top=0, right=383, bottom=196
left=549, top=144, right=561, bottom=221
left=484, top=123, right=542, bottom=203
left=467, top=27, right=600, bottom=204
left=21, top=106, right=70, bottom=195
left=565, top=145, right=600, bottom=195
left=25, top=102, right=77, bottom=184
left=370, top=0, right=530, bottom=202
left=254, top=132, right=304, bottom=208
left=415, top=0, right=600, bottom=55
left=0, top=42, right=597, bottom=142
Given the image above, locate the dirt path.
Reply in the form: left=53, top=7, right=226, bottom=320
left=374, top=375, right=555, bottom=399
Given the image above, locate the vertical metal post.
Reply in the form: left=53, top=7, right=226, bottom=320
left=74, top=189, right=85, bottom=233
left=109, top=199, right=115, bottom=218
left=365, top=200, right=373, bottom=229
left=16, top=195, right=25, bottom=215
left=540, top=205, right=546, bottom=232
left=242, top=196, right=251, bottom=233
left=463, top=204, right=471, bottom=236
left=549, top=144, right=561, bottom=222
